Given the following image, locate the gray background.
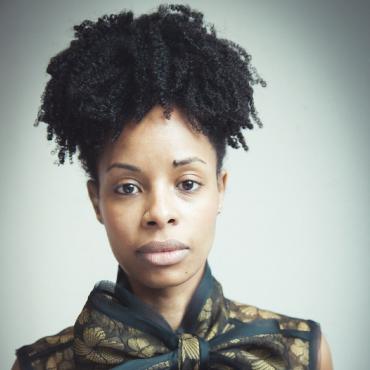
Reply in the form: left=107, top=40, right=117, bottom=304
left=1, top=0, right=369, bottom=369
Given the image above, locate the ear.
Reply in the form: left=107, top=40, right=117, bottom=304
left=217, top=169, right=228, bottom=213
left=87, top=179, right=104, bottom=224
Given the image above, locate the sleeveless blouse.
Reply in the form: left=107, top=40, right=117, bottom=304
left=15, top=263, right=321, bottom=369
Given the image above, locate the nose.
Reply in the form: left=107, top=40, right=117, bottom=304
left=141, top=185, right=178, bottom=228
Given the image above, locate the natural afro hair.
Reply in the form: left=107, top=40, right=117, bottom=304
left=34, top=3, right=266, bottom=182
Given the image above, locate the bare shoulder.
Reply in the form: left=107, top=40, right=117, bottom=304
left=318, top=332, right=334, bottom=370
left=11, top=359, right=21, bottom=370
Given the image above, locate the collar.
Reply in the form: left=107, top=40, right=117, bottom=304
left=73, top=262, right=290, bottom=369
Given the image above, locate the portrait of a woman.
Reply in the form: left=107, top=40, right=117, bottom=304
left=8, top=3, right=339, bottom=370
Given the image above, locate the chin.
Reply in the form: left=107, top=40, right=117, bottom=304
left=134, top=261, right=204, bottom=289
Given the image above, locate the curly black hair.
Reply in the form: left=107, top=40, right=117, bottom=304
left=35, top=3, right=266, bottom=183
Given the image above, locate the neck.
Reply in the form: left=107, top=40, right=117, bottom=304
left=128, top=265, right=205, bottom=331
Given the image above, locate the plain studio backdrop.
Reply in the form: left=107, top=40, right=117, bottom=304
left=1, top=0, right=369, bottom=369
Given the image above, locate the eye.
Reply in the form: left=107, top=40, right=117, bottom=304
left=115, top=183, right=140, bottom=195
left=177, top=179, right=202, bottom=192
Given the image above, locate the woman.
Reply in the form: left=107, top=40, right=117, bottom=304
left=13, top=4, right=333, bottom=369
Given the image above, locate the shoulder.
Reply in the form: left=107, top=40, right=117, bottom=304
left=227, top=298, right=313, bottom=327
left=226, top=298, right=324, bottom=369
left=318, top=332, right=334, bottom=370
left=14, top=326, right=74, bottom=370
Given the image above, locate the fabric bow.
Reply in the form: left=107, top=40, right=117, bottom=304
left=73, top=264, right=313, bottom=370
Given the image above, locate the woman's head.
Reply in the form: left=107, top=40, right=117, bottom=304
left=35, top=3, right=266, bottom=184
left=35, top=4, right=265, bottom=289
left=87, top=104, right=227, bottom=289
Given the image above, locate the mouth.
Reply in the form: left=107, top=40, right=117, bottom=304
left=136, top=239, right=190, bottom=266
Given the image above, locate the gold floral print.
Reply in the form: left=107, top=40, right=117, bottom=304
left=127, top=337, right=156, bottom=357
left=73, top=326, right=124, bottom=364
left=198, top=297, right=212, bottom=322
left=238, top=304, right=258, bottom=318
left=126, top=325, right=145, bottom=336
left=196, top=297, right=214, bottom=338
left=44, top=349, right=74, bottom=370
left=290, top=338, right=309, bottom=366
left=205, top=321, right=219, bottom=341
left=17, top=272, right=319, bottom=370
left=228, top=301, right=258, bottom=322
left=76, top=307, right=90, bottom=325
left=258, top=309, right=282, bottom=320
left=176, top=334, right=202, bottom=370
left=221, top=321, right=235, bottom=334
left=297, top=321, right=310, bottom=331
left=45, top=351, right=62, bottom=370
left=228, top=301, right=284, bottom=323
left=44, top=332, right=73, bottom=345
left=238, top=348, right=287, bottom=370
left=91, top=308, right=124, bottom=334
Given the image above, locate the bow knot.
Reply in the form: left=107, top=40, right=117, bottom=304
left=72, top=264, right=319, bottom=369
left=177, top=333, right=209, bottom=370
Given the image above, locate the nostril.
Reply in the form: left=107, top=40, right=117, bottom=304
left=146, top=218, right=176, bottom=226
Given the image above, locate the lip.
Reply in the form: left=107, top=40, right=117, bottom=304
left=136, top=239, right=190, bottom=266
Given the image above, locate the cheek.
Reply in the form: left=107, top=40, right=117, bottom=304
left=187, top=192, right=219, bottom=238
left=100, top=201, right=141, bottom=244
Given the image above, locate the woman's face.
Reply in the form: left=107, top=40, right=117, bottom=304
left=87, top=105, right=227, bottom=290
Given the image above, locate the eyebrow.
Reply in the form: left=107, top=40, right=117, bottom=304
left=106, top=156, right=206, bottom=173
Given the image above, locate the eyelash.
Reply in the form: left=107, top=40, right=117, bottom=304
left=114, top=180, right=203, bottom=196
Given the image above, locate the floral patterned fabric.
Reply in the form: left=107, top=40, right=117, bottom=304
left=15, top=263, right=321, bottom=369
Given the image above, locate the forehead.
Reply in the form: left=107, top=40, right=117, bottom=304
left=98, top=105, right=217, bottom=171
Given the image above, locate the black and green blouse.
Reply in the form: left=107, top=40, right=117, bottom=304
left=15, top=263, right=321, bottom=369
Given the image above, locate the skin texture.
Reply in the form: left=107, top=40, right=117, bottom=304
left=318, top=333, right=334, bottom=369
left=87, top=104, right=227, bottom=330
